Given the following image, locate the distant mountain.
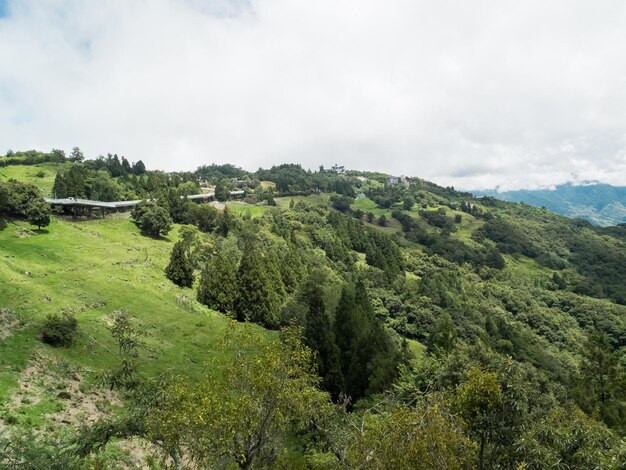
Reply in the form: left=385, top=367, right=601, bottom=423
left=474, top=183, right=626, bottom=227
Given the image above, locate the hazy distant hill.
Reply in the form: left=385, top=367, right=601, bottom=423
left=474, top=183, right=626, bottom=226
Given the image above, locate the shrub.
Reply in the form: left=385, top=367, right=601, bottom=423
left=41, top=311, right=78, bottom=347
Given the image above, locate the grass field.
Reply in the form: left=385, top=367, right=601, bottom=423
left=225, top=201, right=271, bottom=217
left=0, top=162, right=69, bottom=195
left=0, top=217, right=270, bottom=423
left=275, top=194, right=331, bottom=209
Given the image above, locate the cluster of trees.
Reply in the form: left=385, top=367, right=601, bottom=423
left=0, top=149, right=63, bottom=167
left=131, top=201, right=172, bottom=238
left=0, top=179, right=51, bottom=229
left=83, top=153, right=146, bottom=177
left=256, top=164, right=358, bottom=196
left=195, top=233, right=301, bottom=328
left=302, top=278, right=404, bottom=401
left=9, top=313, right=624, bottom=469
left=4, top=157, right=626, bottom=467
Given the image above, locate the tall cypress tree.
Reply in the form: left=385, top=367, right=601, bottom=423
left=197, top=250, right=237, bottom=314
left=234, top=239, right=283, bottom=328
left=165, top=241, right=194, bottom=288
left=52, top=172, right=66, bottom=198
left=304, top=282, right=344, bottom=399
left=333, top=279, right=399, bottom=401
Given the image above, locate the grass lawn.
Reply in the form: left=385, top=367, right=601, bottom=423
left=0, top=217, right=271, bottom=407
left=0, top=162, right=70, bottom=196
left=225, top=201, right=271, bottom=218
left=351, top=197, right=390, bottom=216
left=275, top=193, right=331, bottom=209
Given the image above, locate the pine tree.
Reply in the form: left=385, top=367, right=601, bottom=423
left=333, top=280, right=399, bottom=401
left=578, top=331, right=626, bottom=431
left=165, top=241, right=194, bottom=288
left=304, top=281, right=344, bottom=399
left=52, top=172, right=66, bottom=198
left=217, top=206, right=235, bottom=236
left=234, top=240, right=283, bottom=328
left=197, top=251, right=237, bottom=313
left=215, top=180, right=230, bottom=202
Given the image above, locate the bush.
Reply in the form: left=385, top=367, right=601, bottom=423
left=41, top=311, right=78, bottom=347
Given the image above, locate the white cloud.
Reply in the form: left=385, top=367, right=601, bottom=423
left=1, top=0, right=626, bottom=190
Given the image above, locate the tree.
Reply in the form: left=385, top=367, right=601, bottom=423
left=234, top=239, right=284, bottom=328
left=87, top=171, right=121, bottom=201
left=378, top=214, right=387, bottom=227
left=403, top=197, right=414, bottom=211
left=215, top=179, right=230, bottom=202
left=50, top=148, right=66, bottom=162
left=132, top=160, right=146, bottom=175
left=216, top=206, right=235, bottom=236
left=186, top=204, right=219, bottom=233
left=427, top=312, right=457, bottom=354
left=69, top=147, right=84, bottom=163
left=144, top=325, right=332, bottom=469
left=197, top=250, right=237, bottom=313
left=345, top=400, right=476, bottom=469
left=577, top=331, right=626, bottom=431
left=165, top=241, right=194, bottom=288
left=516, top=406, right=619, bottom=469
left=26, top=198, right=51, bottom=230
left=52, top=172, right=66, bottom=198
left=138, top=205, right=172, bottom=238
left=333, top=281, right=399, bottom=401
left=454, top=367, right=503, bottom=470
left=303, top=281, right=344, bottom=399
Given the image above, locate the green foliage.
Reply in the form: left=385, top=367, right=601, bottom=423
left=185, top=203, right=219, bottom=232
left=144, top=325, right=332, bottom=469
left=0, top=430, right=79, bottom=470
left=68, top=146, right=84, bottom=163
left=102, top=309, right=145, bottom=391
left=333, top=281, right=399, bottom=401
left=303, top=279, right=344, bottom=399
left=576, top=331, right=626, bottom=432
left=132, top=202, right=172, bottom=238
left=516, top=406, right=620, bottom=469
left=234, top=237, right=285, bottom=328
left=215, top=179, right=231, bottom=202
left=165, top=241, right=194, bottom=288
left=0, top=179, right=41, bottom=217
left=427, top=312, right=458, bottom=354
left=4, top=156, right=626, bottom=466
left=454, top=367, right=502, bottom=469
left=26, top=198, right=51, bottom=230
left=40, top=311, right=78, bottom=347
left=197, top=249, right=238, bottom=313
left=345, top=399, right=476, bottom=469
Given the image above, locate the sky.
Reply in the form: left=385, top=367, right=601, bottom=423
left=1, top=1, right=626, bottom=191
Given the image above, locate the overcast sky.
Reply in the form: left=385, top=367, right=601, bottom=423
left=1, top=1, right=626, bottom=190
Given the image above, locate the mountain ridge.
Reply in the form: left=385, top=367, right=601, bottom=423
left=473, top=182, right=626, bottom=226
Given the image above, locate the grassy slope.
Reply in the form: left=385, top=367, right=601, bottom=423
left=0, top=162, right=69, bottom=196
left=0, top=217, right=270, bottom=405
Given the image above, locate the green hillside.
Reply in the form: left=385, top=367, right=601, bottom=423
left=0, top=162, right=71, bottom=196
left=1, top=159, right=626, bottom=468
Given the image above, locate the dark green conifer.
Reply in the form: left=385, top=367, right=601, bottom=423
left=234, top=239, right=283, bottom=328
left=165, top=241, right=194, bottom=288
left=52, top=171, right=66, bottom=198
left=304, top=281, right=344, bottom=399
left=197, top=250, right=237, bottom=313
